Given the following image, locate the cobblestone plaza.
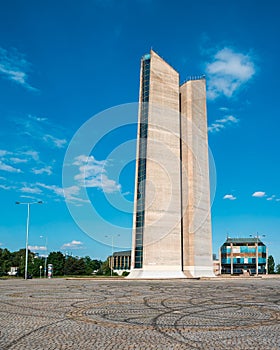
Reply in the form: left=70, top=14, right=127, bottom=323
left=0, top=278, right=279, bottom=349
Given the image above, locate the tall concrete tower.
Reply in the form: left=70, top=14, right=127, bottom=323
left=128, top=50, right=214, bottom=279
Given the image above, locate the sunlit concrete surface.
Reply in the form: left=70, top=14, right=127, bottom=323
left=0, top=278, right=279, bottom=349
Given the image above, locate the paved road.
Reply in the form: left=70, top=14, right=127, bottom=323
left=0, top=278, right=279, bottom=349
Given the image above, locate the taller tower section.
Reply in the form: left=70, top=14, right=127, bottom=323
left=129, top=50, right=184, bottom=278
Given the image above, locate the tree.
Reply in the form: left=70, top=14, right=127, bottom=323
left=275, top=264, right=280, bottom=274
left=267, top=255, right=275, bottom=274
left=29, top=254, right=45, bottom=277
left=96, top=258, right=118, bottom=276
left=47, top=251, right=65, bottom=276
left=64, top=256, right=86, bottom=275
left=81, top=256, right=102, bottom=275
left=0, top=248, right=12, bottom=276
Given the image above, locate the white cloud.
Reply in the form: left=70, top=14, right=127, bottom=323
left=28, top=115, right=48, bottom=122
left=219, top=107, right=230, bottom=112
left=206, top=47, right=256, bottom=100
left=61, top=240, right=83, bottom=250
left=73, top=155, right=121, bottom=193
left=208, top=115, right=239, bottom=133
left=21, top=150, right=40, bottom=161
left=252, top=191, right=266, bottom=198
left=20, top=186, right=42, bottom=194
left=266, top=195, right=276, bottom=201
left=28, top=245, right=47, bottom=251
left=223, top=194, right=237, bottom=200
left=10, top=157, right=28, bottom=164
left=32, top=166, right=52, bottom=175
left=0, top=47, right=38, bottom=91
left=0, top=161, right=22, bottom=173
left=0, top=150, right=10, bottom=157
left=0, top=184, right=14, bottom=190
left=36, top=182, right=89, bottom=204
left=43, top=134, right=67, bottom=148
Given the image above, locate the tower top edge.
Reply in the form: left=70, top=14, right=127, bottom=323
left=141, top=49, right=179, bottom=74
left=180, top=75, right=206, bottom=87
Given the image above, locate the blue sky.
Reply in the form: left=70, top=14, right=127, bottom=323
left=0, top=0, right=279, bottom=263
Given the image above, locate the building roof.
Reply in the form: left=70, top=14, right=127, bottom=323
left=223, top=237, right=265, bottom=245
left=113, top=250, right=131, bottom=257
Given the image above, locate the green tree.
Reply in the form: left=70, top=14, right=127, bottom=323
left=48, top=251, right=65, bottom=276
left=29, top=254, right=45, bottom=277
left=64, top=256, right=86, bottom=275
left=12, top=249, right=28, bottom=277
left=275, top=264, right=280, bottom=274
left=0, top=248, right=12, bottom=276
left=96, top=259, right=118, bottom=276
left=267, top=255, right=275, bottom=274
left=81, top=256, right=102, bottom=275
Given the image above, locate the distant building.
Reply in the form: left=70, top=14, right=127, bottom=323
left=7, top=267, right=18, bottom=276
left=220, top=237, right=268, bottom=275
left=109, top=251, right=131, bottom=275
left=212, top=254, right=221, bottom=276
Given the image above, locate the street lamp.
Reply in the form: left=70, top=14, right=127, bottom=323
left=16, top=201, right=43, bottom=280
left=105, top=234, right=120, bottom=277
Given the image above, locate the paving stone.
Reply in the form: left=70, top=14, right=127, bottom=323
left=0, top=278, right=279, bottom=349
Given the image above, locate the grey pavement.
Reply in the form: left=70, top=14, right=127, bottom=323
left=0, top=277, right=279, bottom=349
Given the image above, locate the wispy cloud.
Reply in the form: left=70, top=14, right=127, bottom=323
left=10, top=157, right=28, bottom=164
left=28, top=115, right=48, bottom=122
left=206, top=47, right=256, bottom=100
left=0, top=161, right=22, bottom=173
left=15, top=115, right=67, bottom=149
left=32, top=166, right=52, bottom=175
left=0, top=184, right=14, bottom=190
left=61, top=240, right=83, bottom=250
left=223, top=194, right=237, bottom=200
left=219, top=107, right=230, bottom=112
left=0, top=47, right=38, bottom=91
left=21, top=150, right=40, bottom=161
left=208, top=115, right=239, bottom=133
left=0, top=150, right=10, bottom=157
left=73, top=155, right=121, bottom=193
left=20, top=186, right=42, bottom=194
left=36, top=182, right=89, bottom=204
left=28, top=245, right=47, bottom=251
left=267, top=195, right=276, bottom=201
left=252, top=191, right=266, bottom=198
left=43, top=134, right=67, bottom=148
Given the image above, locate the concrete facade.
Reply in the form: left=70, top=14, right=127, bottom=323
left=129, top=50, right=214, bottom=279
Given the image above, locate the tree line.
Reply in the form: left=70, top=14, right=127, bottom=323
left=1, top=248, right=279, bottom=277
left=0, top=248, right=114, bottom=277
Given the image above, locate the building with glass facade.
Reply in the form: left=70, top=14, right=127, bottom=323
left=220, top=237, right=268, bottom=275
left=128, top=50, right=214, bottom=279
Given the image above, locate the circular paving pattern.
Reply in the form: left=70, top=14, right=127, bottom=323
left=0, top=278, right=279, bottom=349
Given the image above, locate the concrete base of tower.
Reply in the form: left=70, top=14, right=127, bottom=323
left=126, top=269, right=188, bottom=279
left=183, top=266, right=216, bottom=278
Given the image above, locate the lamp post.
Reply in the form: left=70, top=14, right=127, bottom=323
left=105, top=234, right=120, bottom=277
left=16, top=201, right=43, bottom=280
